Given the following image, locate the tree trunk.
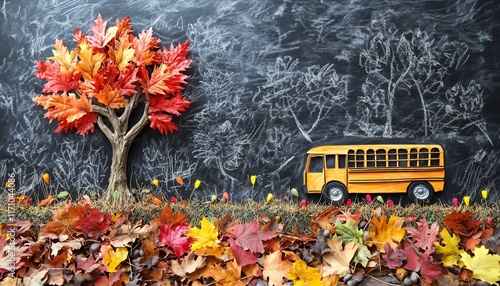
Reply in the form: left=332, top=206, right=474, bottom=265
left=103, top=138, right=135, bottom=208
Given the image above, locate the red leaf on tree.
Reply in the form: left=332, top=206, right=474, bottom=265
left=149, top=92, right=192, bottom=115
left=34, top=60, right=81, bottom=93
left=230, top=220, right=277, bottom=254
left=76, top=208, right=112, bottom=237
left=227, top=236, right=259, bottom=267
left=114, top=17, right=133, bottom=40
left=406, top=217, right=439, bottom=251
left=159, top=40, right=193, bottom=72
left=132, top=28, right=161, bottom=66
left=55, top=111, right=98, bottom=136
left=149, top=112, right=177, bottom=135
left=158, top=223, right=194, bottom=258
left=86, top=14, right=117, bottom=49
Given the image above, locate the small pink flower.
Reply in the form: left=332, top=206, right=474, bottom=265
left=301, top=199, right=307, bottom=207
left=387, top=199, right=394, bottom=208
left=452, top=197, right=459, bottom=207
left=365, top=194, right=372, bottom=203
left=346, top=198, right=352, bottom=206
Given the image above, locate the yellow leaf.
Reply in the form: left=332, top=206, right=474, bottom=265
left=460, top=245, right=500, bottom=284
left=463, top=196, right=470, bottom=206
left=185, top=217, right=219, bottom=251
left=113, top=37, right=135, bottom=71
left=102, top=245, right=128, bottom=272
left=75, top=42, right=105, bottom=80
left=48, top=39, right=76, bottom=74
left=368, top=213, right=405, bottom=253
left=286, top=258, right=323, bottom=286
left=152, top=178, right=159, bottom=187
left=434, top=228, right=462, bottom=267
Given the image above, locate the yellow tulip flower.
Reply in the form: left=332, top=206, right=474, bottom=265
left=481, top=190, right=488, bottom=200
left=194, top=179, right=201, bottom=189
left=266, top=193, right=273, bottom=202
left=250, top=175, right=257, bottom=186
left=463, top=196, right=470, bottom=206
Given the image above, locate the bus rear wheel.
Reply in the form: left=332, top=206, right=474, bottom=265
left=323, top=182, right=348, bottom=205
left=408, top=182, right=434, bottom=202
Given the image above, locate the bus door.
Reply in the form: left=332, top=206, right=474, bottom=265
left=306, top=155, right=325, bottom=193
left=325, top=154, right=347, bottom=187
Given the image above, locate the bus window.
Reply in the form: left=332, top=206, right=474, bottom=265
left=410, top=148, right=418, bottom=166
left=356, top=150, right=364, bottom=168
left=309, top=156, right=324, bottom=173
left=398, top=149, right=408, bottom=167
left=326, top=155, right=336, bottom=169
left=431, top=148, right=440, bottom=166
left=388, top=149, right=397, bottom=167
left=419, top=148, right=429, bottom=167
left=367, top=149, right=375, bottom=167
left=376, top=149, right=386, bottom=167
left=338, top=155, right=346, bottom=169
left=348, top=150, right=355, bottom=168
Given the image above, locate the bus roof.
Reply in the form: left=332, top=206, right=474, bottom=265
left=306, top=144, right=443, bottom=155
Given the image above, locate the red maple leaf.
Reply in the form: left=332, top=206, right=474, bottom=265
left=382, top=243, right=407, bottom=269
left=406, top=217, right=439, bottom=250
left=149, top=112, right=178, bottom=135
left=76, top=208, right=112, bottom=237
left=55, top=111, right=98, bottom=136
left=159, top=40, right=193, bottom=72
left=227, top=236, right=259, bottom=266
left=419, top=248, right=442, bottom=283
left=158, top=223, right=194, bottom=258
left=148, top=92, right=192, bottom=115
left=230, top=220, right=277, bottom=254
left=403, top=241, right=421, bottom=272
left=34, top=60, right=81, bottom=93
left=132, top=28, right=161, bottom=66
left=86, top=14, right=116, bottom=48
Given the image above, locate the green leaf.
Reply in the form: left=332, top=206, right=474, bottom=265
left=290, top=188, right=299, bottom=197
left=57, top=191, right=70, bottom=199
left=113, top=190, right=119, bottom=201
left=335, top=218, right=363, bottom=244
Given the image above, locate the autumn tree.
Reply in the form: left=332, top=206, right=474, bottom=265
left=33, top=15, right=193, bottom=207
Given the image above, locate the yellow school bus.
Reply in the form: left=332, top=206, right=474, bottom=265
left=303, top=144, right=445, bottom=204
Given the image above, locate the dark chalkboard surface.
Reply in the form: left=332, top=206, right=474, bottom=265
left=1, top=0, right=499, bottom=204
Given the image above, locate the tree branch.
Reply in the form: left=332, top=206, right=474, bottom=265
left=125, top=103, right=150, bottom=142
left=97, top=116, right=115, bottom=142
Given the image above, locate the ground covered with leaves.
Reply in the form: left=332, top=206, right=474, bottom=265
left=1, top=198, right=500, bottom=286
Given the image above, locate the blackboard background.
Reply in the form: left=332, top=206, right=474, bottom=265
left=1, top=0, right=499, bottom=204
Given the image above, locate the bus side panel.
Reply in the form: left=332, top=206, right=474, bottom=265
left=348, top=181, right=411, bottom=194
left=347, top=168, right=445, bottom=194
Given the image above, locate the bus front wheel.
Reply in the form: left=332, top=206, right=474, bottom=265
left=408, top=182, right=434, bottom=202
left=323, top=182, right=348, bottom=205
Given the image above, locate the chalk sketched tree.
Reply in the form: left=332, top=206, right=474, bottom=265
left=259, top=56, right=348, bottom=142
left=441, top=81, right=492, bottom=145
left=33, top=15, right=193, bottom=206
left=358, top=21, right=484, bottom=138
